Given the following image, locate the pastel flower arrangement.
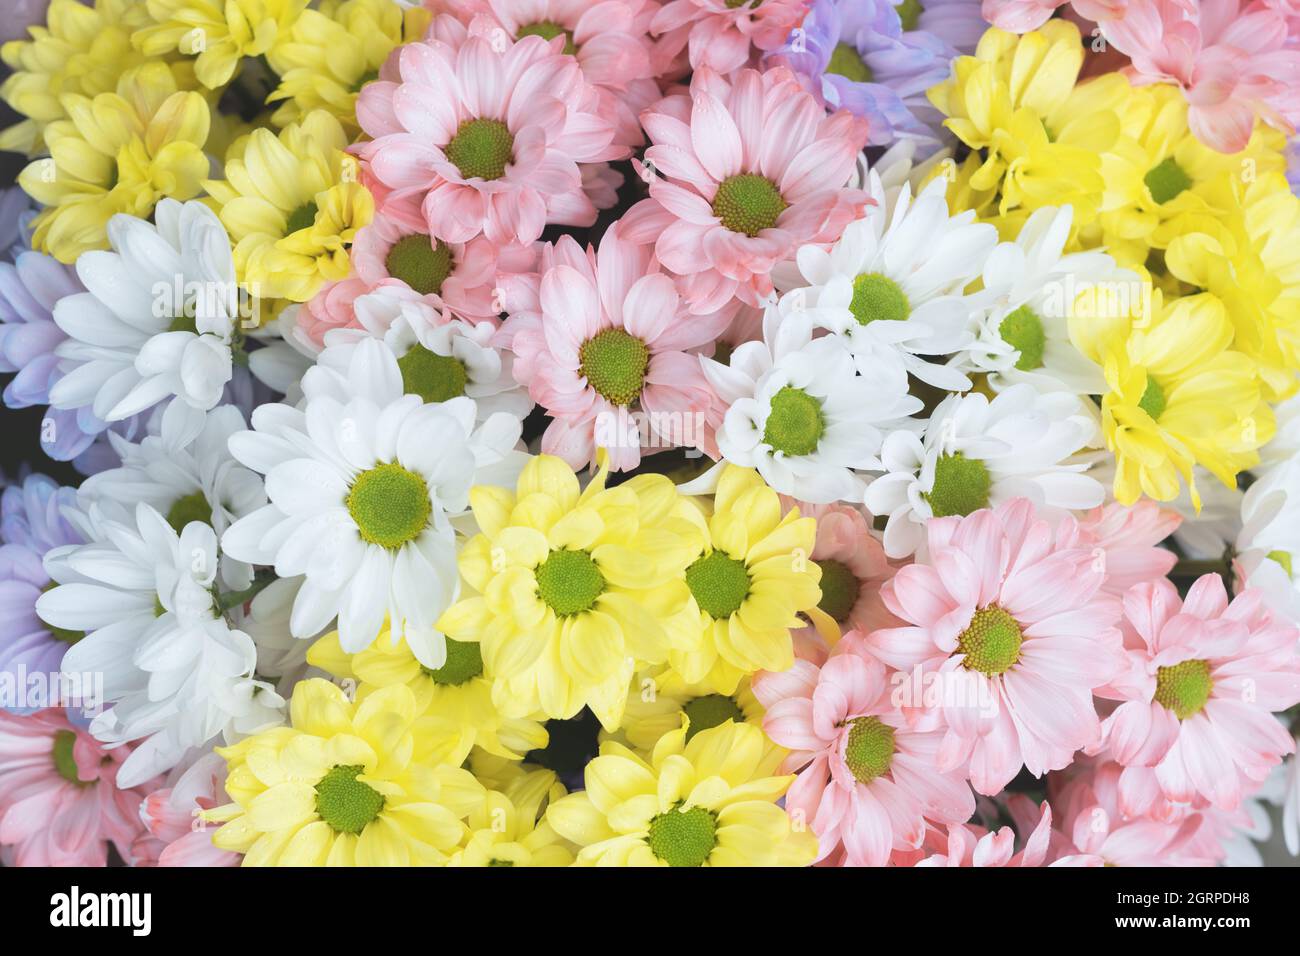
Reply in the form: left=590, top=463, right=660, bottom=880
left=0, top=0, right=1299, bottom=870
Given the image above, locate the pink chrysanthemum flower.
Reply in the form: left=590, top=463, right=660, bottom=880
left=621, top=66, right=869, bottom=310
left=355, top=14, right=630, bottom=246
left=651, top=0, right=813, bottom=74
left=498, top=226, right=721, bottom=471
left=911, top=800, right=1077, bottom=866
left=133, top=753, right=239, bottom=867
left=1097, top=574, right=1300, bottom=810
left=1076, top=499, right=1181, bottom=597
left=865, top=499, right=1127, bottom=795
left=0, top=709, right=151, bottom=866
left=754, top=634, right=975, bottom=866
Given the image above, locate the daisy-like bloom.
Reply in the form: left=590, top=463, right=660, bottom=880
left=0, top=475, right=84, bottom=714
left=621, top=65, right=869, bottom=310
left=650, top=0, right=811, bottom=74
left=500, top=228, right=720, bottom=471
left=221, top=339, right=524, bottom=667
left=982, top=0, right=1122, bottom=32
left=546, top=718, right=818, bottom=866
left=306, top=624, right=548, bottom=766
left=612, top=666, right=766, bottom=754
left=703, top=306, right=920, bottom=504
left=46, top=200, right=243, bottom=444
left=134, top=752, right=240, bottom=866
left=755, top=634, right=975, bottom=866
left=266, top=0, right=430, bottom=133
left=791, top=172, right=998, bottom=390
left=133, top=0, right=308, bottom=89
left=1232, top=460, right=1300, bottom=621
left=913, top=800, right=1076, bottom=866
left=1097, top=574, right=1300, bottom=811
left=437, top=454, right=702, bottom=730
left=669, top=464, right=822, bottom=693
left=1075, top=499, right=1179, bottom=598
left=449, top=784, right=575, bottom=867
left=796, top=501, right=900, bottom=637
left=1070, top=289, right=1275, bottom=509
left=17, top=63, right=210, bottom=263
left=866, top=499, right=1127, bottom=795
left=205, top=680, right=486, bottom=866
left=0, top=709, right=151, bottom=866
left=205, top=110, right=374, bottom=303
left=866, top=385, right=1103, bottom=559
left=354, top=15, right=630, bottom=247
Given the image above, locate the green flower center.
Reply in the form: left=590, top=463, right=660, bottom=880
left=682, top=694, right=745, bottom=742
left=843, top=716, right=896, bottom=784
left=926, top=452, right=992, bottom=518
left=52, top=730, right=85, bottom=785
left=166, top=490, right=211, bottom=534
left=685, top=550, right=751, bottom=620
left=711, top=173, right=787, bottom=237
left=956, top=605, right=1022, bottom=676
left=420, top=637, right=483, bottom=686
left=535, top=549, right=605, bottom=616
left=850, top=273, right=910, bottom=325
left=385, top=235, right=454, bottom=297
left=1154, top=659, right=1213, bottom=720
left=815, top=559, right=860, bottom=623
left=285, top=200, right=319, bottom=234
left=314, top=764, right=385, bottom=834
left=398, top=344, right=468, bottom=404
left=1144, top=157, right=1192, bottom=205
left=1267, top=549, right=1294, bottom=577
left=827, top=43, right=872, bottom=83
left=446, top=118, right=514, bottom=181
left=517, top=20, right=577, bottom=56
left=762, top=385, right=825, bottom=456
left=1138, top=375, right=1166, bottom=421
left=40, top=582, right=84, bottom=645
left=646, top=803, right=717, bottom=867
left=346, top=462, right=431, bottom=550
left=895, top=0, right=923, bottom=30
left=578, top=328, right=649, bottom=406
left=998, top=304, right=1047, bottom=371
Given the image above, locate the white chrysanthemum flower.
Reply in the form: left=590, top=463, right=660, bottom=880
left=865, top=384, right=1105, bottom=558
left=318, top=285, right=531, bottom=423
left=221, top=338, right=527, bottom=667
left=38, top=502, right=283, bottom=787
left=790, top=172, right=998, bottom=390
left=701, top=306, right=920, bottom=504
left=1230, top=459, right=1300, bottom=620
left=1165, top=467, right=1243, bottom=560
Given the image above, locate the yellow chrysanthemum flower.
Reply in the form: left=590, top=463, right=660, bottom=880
left=306, top=625, right=548, bottom=765
left=1071, top=290, right=1275, bottom=508
left=927, top=20, right=1126, bottom=237
left=205, top=109, right=373, bottom=301
left=450, top=771, right=575, bottom=867
left=18, top=62, right=209, bottom=263
left=436, top=454, right=701, bottom=732
left=205, top=680, right=485, bottom=866
left=545, top=719, right=816, bottom=867
left=266, top=0, right=429, bottom=133
left=134, top=0, right=309, bottom=90
left=607, top=666, right=765, bottom=754
left=669, top=465, right=821, bottom=695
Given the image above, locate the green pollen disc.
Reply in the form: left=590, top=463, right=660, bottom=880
left=1267, top=549, right=1294, bottom=577
left=579, top=328, right=649, bottom=406
left=1138, top=375, right=1166, bottom=421
left=446, top=117, right=515, bottom=181
left=711, top=173, right=787, bottom=237
left=956, top=605, right=1023, bottom=676
left=346, top=462, right=432, bottom=550
left=1144, top=157, right=1193, bottom=205
left=926, top=452, right=992, bottom=518
left=40, top=582, right=84, bottom=645
left=488, top=858, right=515, bottom=866
left=517, top=20, right=577, bottom=56
left=52, top=729, right=85, bottom=786
left=762, top=385, right=825, bottom=457
left=850, top=272, right=910, bottom=325
left=285, top=200, right=319, bottom=234
left=998, top=304, right=1047, bottom=371
left=685, top=550, right=752, bottom=620
left=646, top=803, right=718, bottom=867
left=166, top=490, right=211, bottom=534
left=815, top=559, right=860, bottom=624
left=421, top=637, right=483, bottom=686
left=1154, top=659, right=1213, bottom=720
left=535, top=549, right=606, bottom=617
left=895, top=0, right=924, bottom=30
left=398, top=344, right=468, bottom=404
left=385, top=235, right=454, bottom=297
left=314, top=764, right=385, bottom=834
left=683, top=694, right=745, bottom=742
left=843, top=716, right=896, bottom=784
left=827, top=43, right=873, bottom=83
